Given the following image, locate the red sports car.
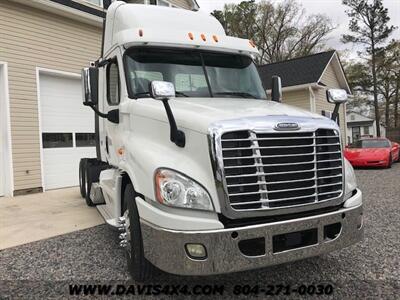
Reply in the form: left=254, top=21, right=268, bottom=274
left=345, top=138, right=399, bottom=168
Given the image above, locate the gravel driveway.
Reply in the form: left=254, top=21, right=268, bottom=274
left=1, top=164, right=399, bottom=299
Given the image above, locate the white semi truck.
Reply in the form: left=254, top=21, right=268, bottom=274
left=79, top=1, right=363, bottom=281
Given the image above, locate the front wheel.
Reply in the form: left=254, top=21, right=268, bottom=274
left=386, top=155, right=393, bottom=169
left=122, top=184, right=155, bottom=282
left=84, top=167, right=95, bottom=206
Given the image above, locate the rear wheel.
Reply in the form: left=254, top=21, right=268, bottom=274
left=122, top=184, right=155, bottom=282
left=79, top=159, right=88, bottom=198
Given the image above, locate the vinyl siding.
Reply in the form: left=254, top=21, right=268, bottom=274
left=281, top=89, right=311, bottom=111
left=316, top=63, right=347, bottom=142
left=169, top=0, right=191, bottom=9
left=0, top=0, right=102, bottom=192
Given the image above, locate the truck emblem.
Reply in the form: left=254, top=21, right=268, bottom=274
left=274, top=122, right=300, bottom=131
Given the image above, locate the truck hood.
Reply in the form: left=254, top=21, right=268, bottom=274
left=134, top=97, right=330, bottom=134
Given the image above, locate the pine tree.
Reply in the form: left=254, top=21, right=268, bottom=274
left=342, top=0, right=396, bottom=136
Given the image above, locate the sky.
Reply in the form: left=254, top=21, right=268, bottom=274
left=196, top=0, right=400, bottom=58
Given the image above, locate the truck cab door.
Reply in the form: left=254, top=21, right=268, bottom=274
left=101, top=52, right=122, bottom=166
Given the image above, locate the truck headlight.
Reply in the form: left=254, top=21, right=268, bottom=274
left=344, top=158, right=357, bottom=200
left=154, top=169, right=214, bottom=211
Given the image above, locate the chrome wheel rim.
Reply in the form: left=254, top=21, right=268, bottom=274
left=123, top=209, right=132, bottom=257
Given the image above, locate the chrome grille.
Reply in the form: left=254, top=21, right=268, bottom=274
left=221, top=129, right=343, bottom=211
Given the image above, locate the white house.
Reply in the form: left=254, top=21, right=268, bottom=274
left=346, top=112, right=386, bottom=145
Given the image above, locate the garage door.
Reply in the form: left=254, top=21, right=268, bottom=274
left=40, top=73, right=96, bottom=190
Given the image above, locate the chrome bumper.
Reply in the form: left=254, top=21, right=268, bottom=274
left=140, top=201, right=363, bottom=276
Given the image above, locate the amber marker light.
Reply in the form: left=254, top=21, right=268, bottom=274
left=188, top=32, right=194, bottom=40
left=201, top=34, right=207, bottom=42
left=117, top=147, right=125, bottom=156
left=154, top=171, right=166, bottom=204
left=213, top=35, right=219, bottom=43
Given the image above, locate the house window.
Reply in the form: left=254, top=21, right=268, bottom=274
left=149, top=0, right=178, bottom=7
left=42, top=133, right=73, bottom=149
left=352, top=127, right=361, bottom=143
left=363, top=126, right=370, bottom=135
left=158, top=0, right=170, bottom=6
left=76, top=133, right=96, bottom=147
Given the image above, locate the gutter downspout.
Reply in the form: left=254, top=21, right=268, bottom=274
left=308, top=86, right=316, bottom=113
left=191, top=0, right=200, bottom=11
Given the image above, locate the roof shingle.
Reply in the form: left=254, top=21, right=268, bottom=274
left=258, top=50, right=336, bottom=90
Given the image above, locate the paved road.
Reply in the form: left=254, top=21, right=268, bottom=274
left=1, top=164, right=399, bottom=299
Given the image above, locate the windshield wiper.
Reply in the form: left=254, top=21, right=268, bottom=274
left=134, top=92, right=151, bottom=98
left=214, top=92, right=258, bottom=99
left=175, top=91, right=189, bottom=97
left=134, top=91, right=188, bottom=98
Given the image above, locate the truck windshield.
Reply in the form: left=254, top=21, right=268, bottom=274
left=124, top=48, right=267, bottom=99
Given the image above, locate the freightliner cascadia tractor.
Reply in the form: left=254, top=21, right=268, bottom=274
left=79, top=1, right=363, bottom=281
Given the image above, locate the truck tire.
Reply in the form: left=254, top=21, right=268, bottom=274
left=122, top=184, right=155, bottom=282
left=387, top=155, right=393, bottom=169
left=79, top=159, right=88, bottom=198
left=85, top=167, right=95, bottom=207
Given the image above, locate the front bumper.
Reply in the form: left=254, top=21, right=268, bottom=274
left=348, top=158, right=388, bottom=167
left=141, top=191, right=363, bottom=276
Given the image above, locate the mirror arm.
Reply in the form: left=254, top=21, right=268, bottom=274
left=161, top=99, right=185, bottom=148
left=96, top=58, right=112, bottom=68
left=89, top=104, right=119, bottom=124
left=89, top=104, right=108, bottom=118
left=331, top=103, right=340, bottom=122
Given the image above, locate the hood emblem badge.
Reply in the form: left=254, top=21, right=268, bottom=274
left=274, top=122, right=301, bottom=131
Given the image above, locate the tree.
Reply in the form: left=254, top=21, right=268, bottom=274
left=342, top=0, right=396, bottom=136
left=376, top=40, right=400, bottom=128
left=343, top=60, right=373, bottom=116
left=212, top=0, right=334, bottom=64
left=212, top=1, right=258, bottom=39
left=384, top=40, right=400, bottom=128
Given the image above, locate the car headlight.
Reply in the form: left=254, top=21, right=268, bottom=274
left=154, top=169, right=214, bottom=211
left=344, top=158, right=357, bottom=199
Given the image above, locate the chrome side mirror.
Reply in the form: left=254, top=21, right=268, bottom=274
left=326, top=89, right=348, bottom=104
left=149, top=81, right=175, bottom=100
left=82, top=67, right=98, bottom=106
